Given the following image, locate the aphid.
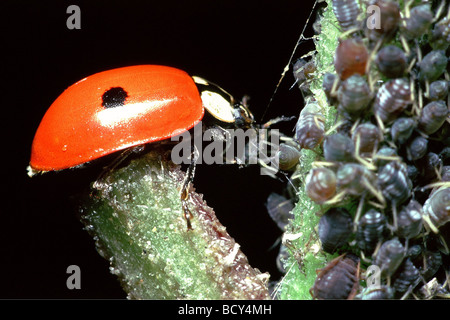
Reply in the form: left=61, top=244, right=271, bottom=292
left=375, top=45, right=407, bottom=78
left=310, top=253, right=360, bottom=300
left=407, top=244, right=422, bottom=261
left=430, top=16, right=450, bottom=50
left=335, top=118, right=356, bottom=136
left=392, top=258, right=420, bottom=294
left=265, top=192, right=295, bottom=231
left=352, top=122, right=381, bottom=157
left=292, top=59, right=316, bottom=95
left=337, top=163, right=376, bottom=196
left=366, top=0, right=401, bottom=43
left=396, top=199, right=423, bottom=239
left=276, top=244, right=290, bottom=274
left=428, top=80, right=449, bottom=101
left=402, top=4, right=433, bottom=39
left=435, top=122, right=450, bottom=147
left=377, top=161, right=412, bottom=206
left=318, top=208, right=353, bottom=254
left=356, top=208, right=388, bottom=255
left=337, top=75, right=373, bottom=119
left=335, top=38, right=369, bottom=80
left=358, top=285, right=395, bottom=299
left=374, top=238, right=405, bottom=278
left=420, top=250, right=443, bottom=281
left=422, top=187, right=450, bottom=233
left=406, top=164, right=420, bottom=183
left=323, top=133, right=355, bottom=162
left=441, top=147, right=450, bottom=163
left=323, top=72, right=338, bottom=106
left=418, top=277, right=450, bottom=299
left=418, top=152, right=442, bottom=183
left=406, top=135, right=428, bottom=161
left=332, top=0, right=361, bottom=32
left=275, top=143, right=301, bottom=171
left=418, top=50, right=448, bottom=83
left=374, top=146, right=398, bottom=168
left=305, top=167, right=337, bottom=204
left=373, top=78, right=412, bottom=125
left=294, top=102, right=325, bottom=150
left=417, top=100, right=449, bottom=135
left=390, top=117, right=416, bottom=145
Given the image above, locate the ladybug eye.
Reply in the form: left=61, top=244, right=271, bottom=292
left=102, top=87, right=129, bottom=108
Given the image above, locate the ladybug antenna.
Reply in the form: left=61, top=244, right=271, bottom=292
left=260, top=0, right=319, bottom=123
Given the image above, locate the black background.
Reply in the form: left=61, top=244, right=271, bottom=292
left=3, top=0, right=317, bottom=298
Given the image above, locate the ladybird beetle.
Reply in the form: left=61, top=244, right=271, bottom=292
left=28, top=65, right=254, bottom=174
left=28, top=65, right=254, bottom=229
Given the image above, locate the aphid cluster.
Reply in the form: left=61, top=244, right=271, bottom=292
left=290, top=0, right=450, bottom=299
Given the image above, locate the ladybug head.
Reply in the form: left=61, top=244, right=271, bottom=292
left=233, top=96, right=254, bottom=128
left=192, top=76, right=254, bottom=129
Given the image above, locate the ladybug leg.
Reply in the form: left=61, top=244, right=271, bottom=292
left=92, top=146, right=144, bottom=190
left=180, top=145, right=198, bottom=230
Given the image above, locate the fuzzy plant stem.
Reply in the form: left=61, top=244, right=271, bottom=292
left=81, top=148, right=270, bottom=299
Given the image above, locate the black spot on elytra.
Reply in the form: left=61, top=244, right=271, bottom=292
left=102, top=87, right=129, bottom=108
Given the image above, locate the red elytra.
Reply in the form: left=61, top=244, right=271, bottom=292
left=29, top=65, right=205, bottom=172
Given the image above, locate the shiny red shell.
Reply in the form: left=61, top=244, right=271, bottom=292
left=30, top=65, right=204, bottom=172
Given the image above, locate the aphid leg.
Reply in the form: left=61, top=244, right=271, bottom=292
left=323, top=190, right=347, bottom=206
left=180, top=144, right=199, bottom=230
left=354, top=133, right=377, bottom=171
left=422, top=213, right=439, bottom=234
left=366, top=38, right=383, bottom=75
left=349, top=118, right=361, bottom=136
left=360, top=251, right=371, bottom=264
left=445, top=269, right=450, bottom=293
left=392, top=204, right=398, bottom=232
left=353, top=194, right=366, bottom=232
left=404, top=0, right=413, bottom=19
left=400, top=34, right=411, bottom=55
left=433, top=0, right=447, bottom=23
left=368, top=199, right=387, bottom=210
left=400, top=284, right=414, bottom=300
left=446, top=72, right=450, bottom=113
left=258, top=159, right=279, bottom=179
left=410, top=76, right=421, bottom=118
left=339, top=27, right=360, bottom=39
left=362, top=176, right=386, bottom=206
left=325, top=119, right=347, bottom=135
left=330, top=74, right=340, bottom=98
left=421, top=181, right=450, bottom=191
left=406, top=56, right=416, bottom=74
left=415, top=86, right=424, bottom=116
left=311, top=160, right=337, bottom=168
left=374, top=113, right=386, bottom=135
left=424, top=80, right=430, bottom=101
left=439, top=234, right=449, bottom=255
left=279, top=170, right=300, bottom=195
left=313, top=115, right=326, bottom=131
left=416, top=41, right=422, bottom=63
